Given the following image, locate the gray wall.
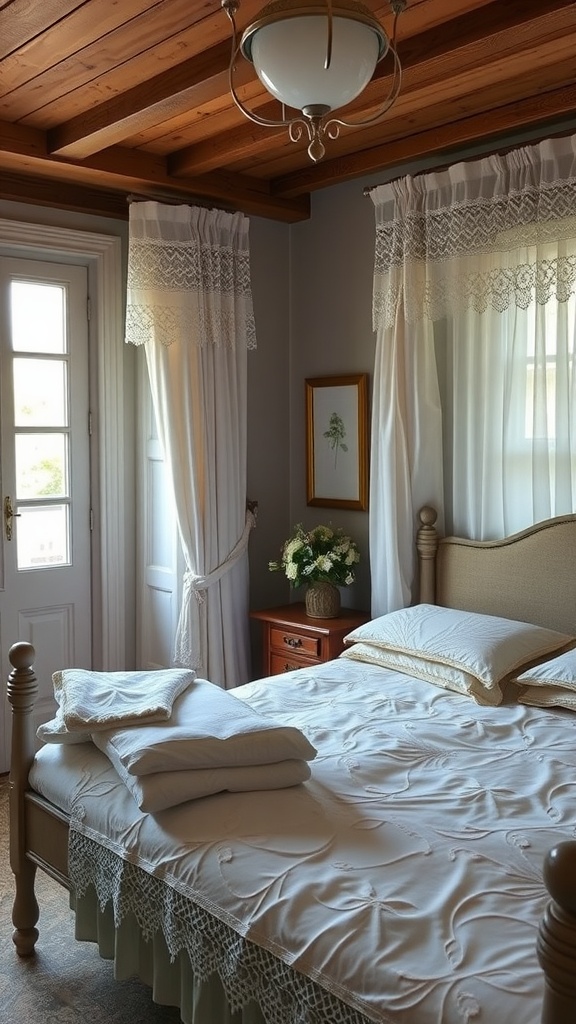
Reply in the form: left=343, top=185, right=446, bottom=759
left=247, top=175, right=380, bottom=679
left=248, top=173, right=389, bottom=638
left=288, top=180, right=378, bottom=616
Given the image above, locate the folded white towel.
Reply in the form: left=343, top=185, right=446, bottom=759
left=52, top=667, right=195, bottom=732
left=37, top=709, right=91, bottom=744
left=91, top=678, right=317, bottom=774
left=110, top=757, right=312, bottom=812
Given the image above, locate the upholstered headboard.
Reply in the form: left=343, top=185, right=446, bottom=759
left=416, top=507, right=576, bottom=636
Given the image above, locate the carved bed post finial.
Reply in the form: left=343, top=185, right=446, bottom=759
left=7, top=641, right=39, bottom=956
left=416, top=506, right=439, bottom=605
left=538, top=841, right=576, bottom=1024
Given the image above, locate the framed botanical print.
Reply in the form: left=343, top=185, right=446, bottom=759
left=305, top=373, right=369, bottom=510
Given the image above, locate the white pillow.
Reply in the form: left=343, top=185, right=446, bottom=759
left=513, top=648, right=576, bottom=709
left=342, top=604, right=574, bottom=705
left=92, top=678, right=317, bottom=776
left=340, top=641, right=502, bottom=706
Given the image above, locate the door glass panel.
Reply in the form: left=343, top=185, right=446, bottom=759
left=15, top=433, right=68, bottom=500
left=10, top=281, right=66, bottom=353
left=15, top=504, right=69, bottom=569
left=13, top=358, right=68, bottom=427
left=5, top=269, right=78, bottom=576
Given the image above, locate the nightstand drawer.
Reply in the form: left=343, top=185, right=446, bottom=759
left=250, top=604, right=370, bottom=680
left=270, top=653, right=318, bottom=675
left=270, top=626, right=320, bottom=659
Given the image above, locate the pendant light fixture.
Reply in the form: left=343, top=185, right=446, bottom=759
left=221, top=0, right=406, bottom=162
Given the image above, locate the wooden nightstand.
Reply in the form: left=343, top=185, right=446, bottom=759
left=250, top=603, right=370, bottom=676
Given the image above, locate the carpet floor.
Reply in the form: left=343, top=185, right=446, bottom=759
left=0, top=775, right=182, bottom=1024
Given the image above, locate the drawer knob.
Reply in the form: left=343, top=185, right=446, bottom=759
left=284, top=662, right=299, bottom=671
left=283, top=635, right=303, bottom=648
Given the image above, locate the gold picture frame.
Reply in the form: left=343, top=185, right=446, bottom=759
left=305, top=374, right=369, bottom=510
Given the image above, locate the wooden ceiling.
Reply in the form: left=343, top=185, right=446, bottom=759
left=1, top=0, right=576, bottom=223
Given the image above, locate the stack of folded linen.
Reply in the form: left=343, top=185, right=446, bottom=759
left=38, top=671, right=317, bottom=812
left=38, top=667, right=196, bottom=743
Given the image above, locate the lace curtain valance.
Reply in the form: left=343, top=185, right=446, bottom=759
left=372, top=135, right=576, bottom=328
left=125, top=202, right=257, bottom=349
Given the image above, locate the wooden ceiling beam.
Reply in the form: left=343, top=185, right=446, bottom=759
left=382, top=0, right=576, bottom=81
left=168, top=103, right=289, bottom=177
left=0, top=123, right=309, bottom=221
left=0, top=169, right=130, bottom=219
left=272, top=83, right=576, bottom=197
left=47, top=40, right=249, bottom=159
left=0, top=119, right=47, bottom=159
left=123, top=79, right=265, bottom=151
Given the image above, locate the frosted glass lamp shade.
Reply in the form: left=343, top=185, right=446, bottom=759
left=241, top=3, right=387, bottom=113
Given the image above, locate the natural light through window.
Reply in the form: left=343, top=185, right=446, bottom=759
left=524, top=294, right=576, bottom=440
left=11, top=280, right=71, bottom=570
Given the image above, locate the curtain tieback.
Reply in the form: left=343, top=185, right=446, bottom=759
left=183, top=507, right=257, bottom=602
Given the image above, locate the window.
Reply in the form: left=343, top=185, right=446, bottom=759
left=11, top=280, right=71, bottom=570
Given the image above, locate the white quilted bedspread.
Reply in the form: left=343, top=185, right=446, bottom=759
left=30, top=659, right=576, bottom=1024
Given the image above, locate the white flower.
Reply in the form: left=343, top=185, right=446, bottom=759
left=269, top=523, right=360, bottom=589
left=316, top=554, right=332, bottom=573
left=285, top=538, right=303, bottom=558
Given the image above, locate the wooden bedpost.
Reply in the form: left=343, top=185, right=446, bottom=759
left=538, top=841, right=576, bottom=1023
left=7, top=641, right=39, bottom=956
left=416, top=506, right=439, bottom=605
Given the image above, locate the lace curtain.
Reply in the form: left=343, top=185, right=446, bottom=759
left=373, top=137, right=576, bottom=328
left=126, top=202, right=256, bottom=349
left=370, top=134, right=576, bottom=614
left=126, top=202, right=256, bottom=686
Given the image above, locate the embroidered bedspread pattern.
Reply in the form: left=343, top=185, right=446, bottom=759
left=31, top=660, right=576, bottom=1024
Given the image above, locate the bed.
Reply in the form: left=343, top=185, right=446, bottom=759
left=6, top=506, right=576, bottom=1024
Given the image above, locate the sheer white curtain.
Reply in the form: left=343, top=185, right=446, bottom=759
left=371, top=134, right=576, bottom=612
left=125, top=201, right=257, bottom=687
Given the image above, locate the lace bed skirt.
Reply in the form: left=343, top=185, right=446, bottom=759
left=69, top=827, right=370, bottom=1024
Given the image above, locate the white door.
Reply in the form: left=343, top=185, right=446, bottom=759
left=0, top=257, right=92, bottom=771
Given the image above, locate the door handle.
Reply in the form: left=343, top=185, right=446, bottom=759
left=4, top=496, right=21, bottom=541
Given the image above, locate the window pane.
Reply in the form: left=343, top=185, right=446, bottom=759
left=13, top=358, right=68, bottom=427
left=15, top=433, right=68, bottom=499
left=15, top=504, right=70, bottom=570
left=11, top=281, right=66, bottom=353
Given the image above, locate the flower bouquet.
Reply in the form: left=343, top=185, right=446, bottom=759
left=269, top=524, right=360, bottom=617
